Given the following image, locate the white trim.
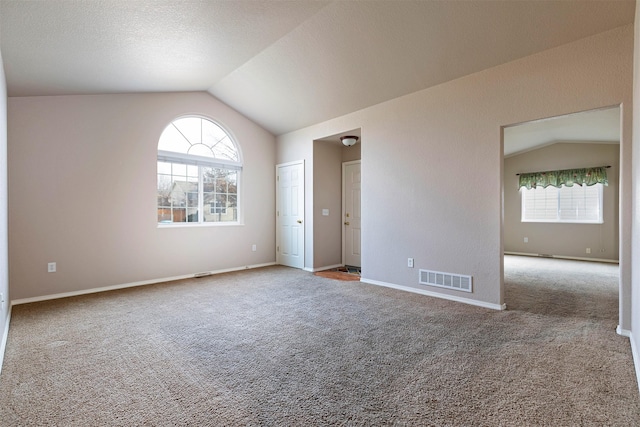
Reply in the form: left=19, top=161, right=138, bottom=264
left=0, top=305, right=11, bottom=377
left=360, top=277, right=507, bottom=311
left=157, top=114, right=243, bottom=168
left=520, top=183, right=604, bottom=224
left=630, top=333, right=640, bottom=394
left=157, top=150, right=242, bottom=170
left=157, top=221, right=243, bottom=228
left=305, top=264, right=344, bottom=273
left=504, top=251, right=619, bottom=264
left=11, top=263, right=276, bottom=306
left=617, top=325, right=632, bottom=337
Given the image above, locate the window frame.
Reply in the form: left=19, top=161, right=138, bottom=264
left=520, top=183, right=604, bottom=224
left=157, top=115, right=242, bottom=227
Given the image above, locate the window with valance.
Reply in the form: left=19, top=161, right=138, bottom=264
left=518, top=166, right=608, bottom=224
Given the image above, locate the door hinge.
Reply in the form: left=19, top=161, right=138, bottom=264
left=277, top=246, right=279, bottom=252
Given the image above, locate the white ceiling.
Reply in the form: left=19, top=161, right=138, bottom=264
left=0, top=0, right=635, bottom=136
left=504, top=107, right=621, bottom=157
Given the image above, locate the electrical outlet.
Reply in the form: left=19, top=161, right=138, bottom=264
left=408, top=258, right=414, bottom=268
left=524, top=237, right=528, bottom=243
left=48, top=262, right=56, bottom=273
left=252, top=244, right=257, bottom=252
left=586, top=248, right=591, bottom=254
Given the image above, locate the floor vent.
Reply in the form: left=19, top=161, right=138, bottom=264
left=419, top=269, right=472, bottom=293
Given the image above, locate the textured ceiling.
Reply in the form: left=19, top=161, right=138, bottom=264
left=0, top=0, right=635, bottom=135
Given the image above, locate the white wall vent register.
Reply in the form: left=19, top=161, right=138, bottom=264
left=419, top=269, right=472, bottom=293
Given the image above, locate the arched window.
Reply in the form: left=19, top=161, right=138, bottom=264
left=157, top=116, right=242, bottom=225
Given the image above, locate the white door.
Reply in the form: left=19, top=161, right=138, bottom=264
left=276, top=161, right=305, bottom=269
left=343, top=161, right=361, bottom=267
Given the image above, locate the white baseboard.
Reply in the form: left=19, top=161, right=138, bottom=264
left=11, top=262, right=276, bottom=306
left=630, top=333, right=640, bottom=394
left=304, top=264, right=344, bottom=273
left=0, top=306, right=11, bottom=377
left=617, top=325, right=632, bottom=337
left=360, top=277, right=507, bottom=311
left=504, top=251, right=619, bottom=264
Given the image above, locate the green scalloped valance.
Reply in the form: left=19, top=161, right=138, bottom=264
left=518, top=166, right=608, bottom=190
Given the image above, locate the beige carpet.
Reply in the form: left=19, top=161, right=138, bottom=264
left=0, top=256, right=639, bottom=425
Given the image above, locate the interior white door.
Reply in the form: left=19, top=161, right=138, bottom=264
left=276, top=161, right=305, bottom=269
left=343, top=161, right=361, bottom=267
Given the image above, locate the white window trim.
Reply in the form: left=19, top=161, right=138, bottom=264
left=157, top=163, right=242, bottom=227
left=520, top=183, right=604, bottom=224
left=157, top=116, right=242, bottom=227
left=158, top=150, right=242, bottom=170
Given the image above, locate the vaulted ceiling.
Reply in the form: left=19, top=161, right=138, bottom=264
left=504, top=107, right=621, bottom=157
left=0, top=0, right=635, bottom=136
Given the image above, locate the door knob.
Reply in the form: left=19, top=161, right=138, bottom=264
left=344, top=221, right=350, bottom=225
left=297, top=220, right=302, bottom=224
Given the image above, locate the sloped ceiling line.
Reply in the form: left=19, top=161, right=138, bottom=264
left=0, top=0, right=634, bottom=135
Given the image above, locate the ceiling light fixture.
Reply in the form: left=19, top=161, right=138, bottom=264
left=340, top=136, right=359, bottom=147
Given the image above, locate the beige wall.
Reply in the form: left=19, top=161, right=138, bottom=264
left=277, top=25, right=633, bottom=318
left=0, top=48, right=8, bottom=361
left=313, top=141, right=342, bottom=269
left=504, top=143, right=619, bottom=260
left=8, top=92, right=276, bottom=300
left=342, top=142, right=361, bottom=163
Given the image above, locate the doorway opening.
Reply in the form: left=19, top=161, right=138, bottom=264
left=311, top=129, right=361, bottom=272
left=501, top=106, right=621, bottom=321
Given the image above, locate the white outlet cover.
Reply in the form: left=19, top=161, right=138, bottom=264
left=322, top=209, right=329, bottom=216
